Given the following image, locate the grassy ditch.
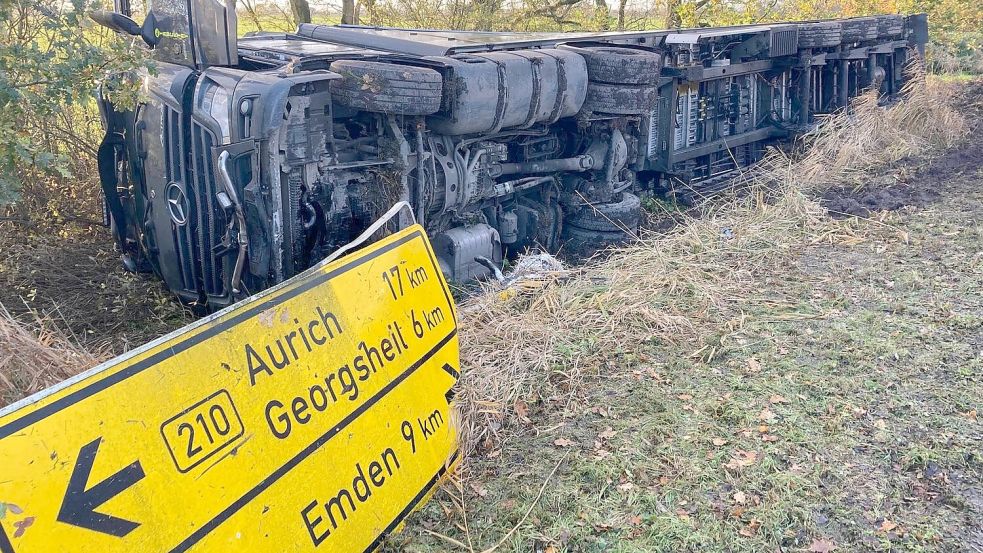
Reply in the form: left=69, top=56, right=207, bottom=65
left=382, top=77, right=981, bottom=552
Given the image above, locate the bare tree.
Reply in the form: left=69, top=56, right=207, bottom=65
left=238, top=0, right=264, bottom=31
left=594, top=0, right=609, bottom=30
left=617, top=0, right=627, bottom=29
left=665, top=0, right=681, bottom=28
left=289, top=0, right=312, bottom=24
left=342, top=0, right=356, bottom=24
left=355, top=0, right=379, bottom=25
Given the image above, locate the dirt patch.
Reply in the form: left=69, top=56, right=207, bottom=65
left=0, top=225, right=192, bottom=353
left=821, top=136, right=983, bottom=217
left=821, top=79, right=983, bottom=218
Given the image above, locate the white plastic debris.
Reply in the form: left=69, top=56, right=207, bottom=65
left=504, top=252, right=565, bottom=284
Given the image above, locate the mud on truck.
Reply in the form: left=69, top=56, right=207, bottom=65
left=92, top=1, right=928, bottom=310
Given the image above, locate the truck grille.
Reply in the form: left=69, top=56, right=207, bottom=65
left=163, top=106, right=197, bottom=293
left=189, top=122, right=227, bottom=298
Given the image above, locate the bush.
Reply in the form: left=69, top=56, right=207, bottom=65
left=927, top=32, right=983, bottom=75
left=0, top=0, right=149, bottom=224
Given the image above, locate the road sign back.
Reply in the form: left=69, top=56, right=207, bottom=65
left=0, top=225, right=460, bottom=552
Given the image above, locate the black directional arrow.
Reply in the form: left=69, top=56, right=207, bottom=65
left=440, top=362, right=460, bottom=380
left=441, top=362, right=460, bottom=403
left=57, top=437, right=145, bottom=537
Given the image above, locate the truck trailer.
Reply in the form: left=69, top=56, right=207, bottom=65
left=92, top=2, right=929, bottom=309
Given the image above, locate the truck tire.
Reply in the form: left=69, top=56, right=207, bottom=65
left=329, top=60, right=443, bottom=115
left=567, top=192, right=641, bottom=232
left=582, top=82, right=659, bottom=115
left=562, top=224, right=631, bottom=254
left=841, top=17, right=878, bottom=42
left=563, top=46, right=663, bottom=84
left=797, top=22, right=843, bottom=48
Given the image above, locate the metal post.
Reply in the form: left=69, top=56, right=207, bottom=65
left=867, top=53, right=877, bottom=90
left=797, top=50, right=812, bottom=124
left=838, top=59, right=849, bottom=109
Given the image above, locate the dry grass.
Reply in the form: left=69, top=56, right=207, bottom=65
left=789, top=73, right=969, bottom=190
left=452, top=73, right=972, bottom=461
left=0, top=307, right=109, bottom=407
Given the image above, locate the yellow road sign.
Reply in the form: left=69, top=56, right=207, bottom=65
left=0, top=225, right=460, bottom=552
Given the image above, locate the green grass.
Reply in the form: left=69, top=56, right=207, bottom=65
left=934, top=72, right=981, bottom=82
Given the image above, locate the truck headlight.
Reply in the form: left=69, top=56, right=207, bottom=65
left=198, top=78, right=231, bottom=144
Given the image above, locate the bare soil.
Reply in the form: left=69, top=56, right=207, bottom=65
left=821, top=133, right=982, bottom=217
left=0, top=228, right=192, bottom=353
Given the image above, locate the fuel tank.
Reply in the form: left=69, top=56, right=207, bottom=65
left=425, top=49, right=588, bottom=135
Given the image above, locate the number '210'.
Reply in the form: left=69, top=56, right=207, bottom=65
left=177, top=404, right=231, bottom=458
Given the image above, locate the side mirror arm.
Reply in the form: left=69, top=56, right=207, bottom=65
left=90, top=10, right=158, bottom=47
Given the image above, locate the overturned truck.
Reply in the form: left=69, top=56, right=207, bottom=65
left=93, top=2, right=928, bottom=309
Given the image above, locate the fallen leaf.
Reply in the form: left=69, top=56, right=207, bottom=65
left=739, top=518, right=760, bottom=537
left=678, top=393, right=693, bottom=401
left=469, top=482, right=488, bottom=497
left=12, top=516, right=34, bottom=538
left=759, top=407, right=777, bottom=422
left=554, top=438, right=577, bottom=447
left=514, top=399, right=530, bottom=422
left=712, top=437, right=728, bottom=446
left=258, top=308, right=276, bottom=328
left=808, top=538, right=837, bottom=552
left=769, top=394, right=790, bottom=404
left=762, top=434, right=779, bottom=442
left=962, top=409, right=977, bottom=421
left=724, top=450, right=758, bottom=470
left=877, top=519, right=898, bottom=534
left=598, top=427, right=617, bottom=440
left=747, top=358, right=762, bottom=372
left=733, top=491, right=747, bottom=504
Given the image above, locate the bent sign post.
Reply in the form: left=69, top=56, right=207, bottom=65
left=0, top=225, right=460, bottom=552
